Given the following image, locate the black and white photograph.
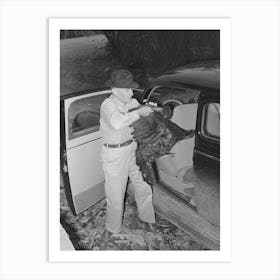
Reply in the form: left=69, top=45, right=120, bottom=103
left=52, top=18, right=231, bottom=260
left=1, top=1, right=279, bottom=279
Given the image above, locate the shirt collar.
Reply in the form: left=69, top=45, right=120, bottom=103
left=110, top=94, right=132, bottom=113
left=110, top=94, right=125, bottom=106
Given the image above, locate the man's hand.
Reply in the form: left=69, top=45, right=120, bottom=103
left=137, top=105, right=153, bottom=117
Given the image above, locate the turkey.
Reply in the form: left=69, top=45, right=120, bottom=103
left=129, top=105, right=195, bottom=185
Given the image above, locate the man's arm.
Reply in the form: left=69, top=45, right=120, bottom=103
left=101, top=99, right=153, bottom=130
left=101, top=100, right=140, bottom=130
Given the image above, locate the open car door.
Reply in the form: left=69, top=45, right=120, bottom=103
left=60, top=89, right=111, bottom=215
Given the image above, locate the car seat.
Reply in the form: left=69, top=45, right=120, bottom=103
left=156, top=103, right=197, bottom=197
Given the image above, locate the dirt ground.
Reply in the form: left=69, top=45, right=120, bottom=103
left=60, top=34, right=209, bottom=250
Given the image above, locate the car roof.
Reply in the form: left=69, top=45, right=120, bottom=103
left=148, top=60, right=220, bottom=90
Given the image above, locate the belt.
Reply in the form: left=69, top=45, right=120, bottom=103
left=104, top=139, right=133, bottom=148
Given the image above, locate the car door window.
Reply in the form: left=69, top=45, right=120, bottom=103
left=68, top=93, right=110, bottom=140
left=201, top=102, right=220, bottom=140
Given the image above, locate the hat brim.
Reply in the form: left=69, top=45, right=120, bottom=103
left=105, top=80, right=139, bottom=89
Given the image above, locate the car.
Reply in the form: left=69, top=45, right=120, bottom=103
left=60, top=60, right=220, bottom=249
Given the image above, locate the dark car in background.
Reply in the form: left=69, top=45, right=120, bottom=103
left=60, top=61, right=220, bottom=249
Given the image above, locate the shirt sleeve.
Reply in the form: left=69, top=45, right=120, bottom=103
left=101, top=99, right=140, bottom=130
left=132, top=98, right=140, bottom=107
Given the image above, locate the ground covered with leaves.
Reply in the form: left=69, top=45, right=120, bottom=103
left=60, top=183, right=208, bottom=251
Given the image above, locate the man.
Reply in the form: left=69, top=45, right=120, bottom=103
left=100, top=69, right=156, bottom=240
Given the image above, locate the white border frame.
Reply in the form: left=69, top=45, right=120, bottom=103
left=49, top=18, right=231, bottom=262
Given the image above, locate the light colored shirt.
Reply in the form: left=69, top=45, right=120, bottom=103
left=100, top=94, right=140, bottom=144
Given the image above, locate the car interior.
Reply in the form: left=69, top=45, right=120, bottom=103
left=156, top=102, right=198, bottom=203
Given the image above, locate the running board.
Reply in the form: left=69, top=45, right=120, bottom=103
left=127, top=182, right=219, bottom=250
left=153, top=183, right=220, bottom=250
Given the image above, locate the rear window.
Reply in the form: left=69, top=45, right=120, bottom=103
left=201, top=102, right=220, bottom=140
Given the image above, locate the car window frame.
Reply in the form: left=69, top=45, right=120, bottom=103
left=68, top=94, right=110, bottom=140
left=200, top=102, right=220, bottom=142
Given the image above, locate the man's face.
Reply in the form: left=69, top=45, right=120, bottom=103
left=112, top=88, right=133, bottom=104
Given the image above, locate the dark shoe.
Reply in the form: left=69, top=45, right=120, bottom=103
left=144, top=223, right=157, bottom=233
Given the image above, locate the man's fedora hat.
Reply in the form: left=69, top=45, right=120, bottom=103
left=105, top=69, right=139, bottom=89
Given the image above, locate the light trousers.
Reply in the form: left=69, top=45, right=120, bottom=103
left=101, top=141, right=155, bottom=233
